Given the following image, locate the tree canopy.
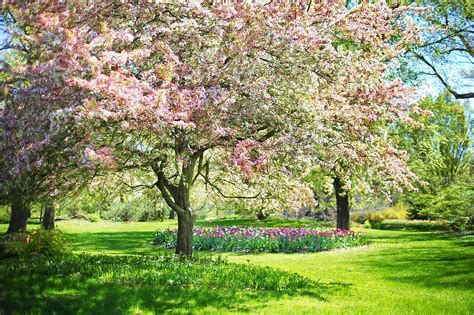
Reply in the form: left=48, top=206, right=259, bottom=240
left=1, top=1, right=427, bottom=254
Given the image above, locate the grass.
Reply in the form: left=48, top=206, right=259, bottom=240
left=1, top=253, right=319, bottom=314
left=0, top=217, right=473, bottom=314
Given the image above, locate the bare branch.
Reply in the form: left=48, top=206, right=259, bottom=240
left=121, top=181, right=158, bottom=190
left=413, top=52, right=474, bottom=99
left=198, top=171, right=261, bottom=199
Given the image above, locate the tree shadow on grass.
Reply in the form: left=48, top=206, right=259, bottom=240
left=66, top=231, right=167, bottom=255
left=358, top=230, right=474, bottom=291
left=368, top=228, right=473, bottom=244
left=196, top=218, right=333, bottom=229
left=372, top=221, right=448, bottom=232
left=0, top=274, right=341, bottom=314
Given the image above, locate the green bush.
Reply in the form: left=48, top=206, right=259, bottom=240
left=352, top=212, right=386, bottom=225
left=352, top=203, right=407, bottom=225
left=134, top=206, right=164, bottom=222
left=406, top=182, right=474, bottom=231
left=352, top=212, right=381, bottom=224
left=0, top=229, right=69, bottom=258
left=103, top=202, right=134, bottom=221
left=449, top=217, right=471, bottom=232
left=0, top=205, right=9, bottom=223
left=88, top=213, right=101, bottom=222
left=406, top=192, right=437, bottom=220
left=102, top=199, right=164, bottom=222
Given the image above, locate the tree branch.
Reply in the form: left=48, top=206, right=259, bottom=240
left=151, top=160, right=185, bottom=215
left=155, top=172, right=185, bottom=215
left=414, top=52, right=474, bottom=99
left=121, top=181, right=158, bottom=190
left=199, top=171, right=261, bottom=199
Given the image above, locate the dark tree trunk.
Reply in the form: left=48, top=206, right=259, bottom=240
left=155, top=181, right=195, bottom=256
left=169, top=209, right=176, bottom=220
left=39, top=206, right=43, bottom=224
left=176, top=210, right=194, bottom=256
left=153, top=152, right=202, bottom=257
left=256, top=208, right=268, bottom=221
left=42, top=203, right=55, bottom=230
left=7, top=198, right=30, bottom=233
left=333, top=177, right=350, bottom=230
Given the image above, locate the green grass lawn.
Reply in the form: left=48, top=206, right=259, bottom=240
left=1, top=218, right=473, bottom=314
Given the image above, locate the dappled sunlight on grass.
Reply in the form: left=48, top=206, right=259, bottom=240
left=0, top=273, right=327, bottom=314
left=0, top=252, right=328, bottom=314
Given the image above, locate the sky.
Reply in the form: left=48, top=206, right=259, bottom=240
left=412, top=49, right=473, bottom=141
left=415, top=55, right=474, bottom=113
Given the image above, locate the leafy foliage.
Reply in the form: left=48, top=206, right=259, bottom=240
left=407, top=182, right=474, bottom=230
left=396, top=93, right=473, bottom=229
left=102, top=199, right=164, bottom=222
left=352, top=203, right=408, bottom=225
left=400, top=93, right=471, bottom=186
left=402, top=0, right=473, bottom=99
left=0, top=229, right=69, bottom=258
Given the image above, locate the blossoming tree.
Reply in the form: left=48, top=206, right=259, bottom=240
left=2, top=1, right=422, bottom=255
left=0, top=5, right=94, bottom=232
left=302, top=2, right=427, bottom=229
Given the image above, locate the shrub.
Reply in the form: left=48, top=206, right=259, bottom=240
left=153, top=226, right=368, bottom=253
left=88, top=213, right=101, bottom=222
left=352, top=212, right=374, bottom=224
left=363, top=220, right=372, bottom=229
left=352, top=212, right=384, bottom=225
left=406, top=183, right=474, bottom=231
left=102, top=202, right=134, bottom=222
left=352, top=203, right=407, bottom=225
left=0, top=229, right=69, bottom=258
left=0, top=205, right=9, bottom=223
left=406, top=192, right=438, bottom=220
left=449, top=217, right=471, bottom=232
left=134, top=206, right=164, bottom=222
left=102, top=199, right=165, bottom=222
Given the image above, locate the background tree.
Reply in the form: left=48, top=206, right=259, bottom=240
left=305, top=2, right=423, bottom=229
left=0, top=4, right=94, bottom=233
left=395, top=92, right=473, bottom=227
left=211, top=170, right=315, bottom=221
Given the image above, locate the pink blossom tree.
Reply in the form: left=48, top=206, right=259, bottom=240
left=0, top=4, right=94, bottom=232
left=1, top=1, right=422, bottom=254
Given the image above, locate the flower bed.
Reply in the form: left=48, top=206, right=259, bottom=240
left=153, top=226, right=368, bottom=253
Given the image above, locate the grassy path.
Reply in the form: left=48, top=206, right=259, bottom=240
left=1, top=219, right=473, bottom=314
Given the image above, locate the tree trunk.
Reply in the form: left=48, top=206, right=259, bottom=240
left=169, top=209, right=175, bottom=220
left=42, top=203, right=55, bottom=230
left=176, top=210, right=194, bottom=256
left=256, top=208, right=268, bottom=221
left=153, top=153, right=201, bottom=257
left=6, top=198, right=30, bottom=233
left=155, top=182, right=195, bottom=256
left=333, top=177, right=350, bottom=230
